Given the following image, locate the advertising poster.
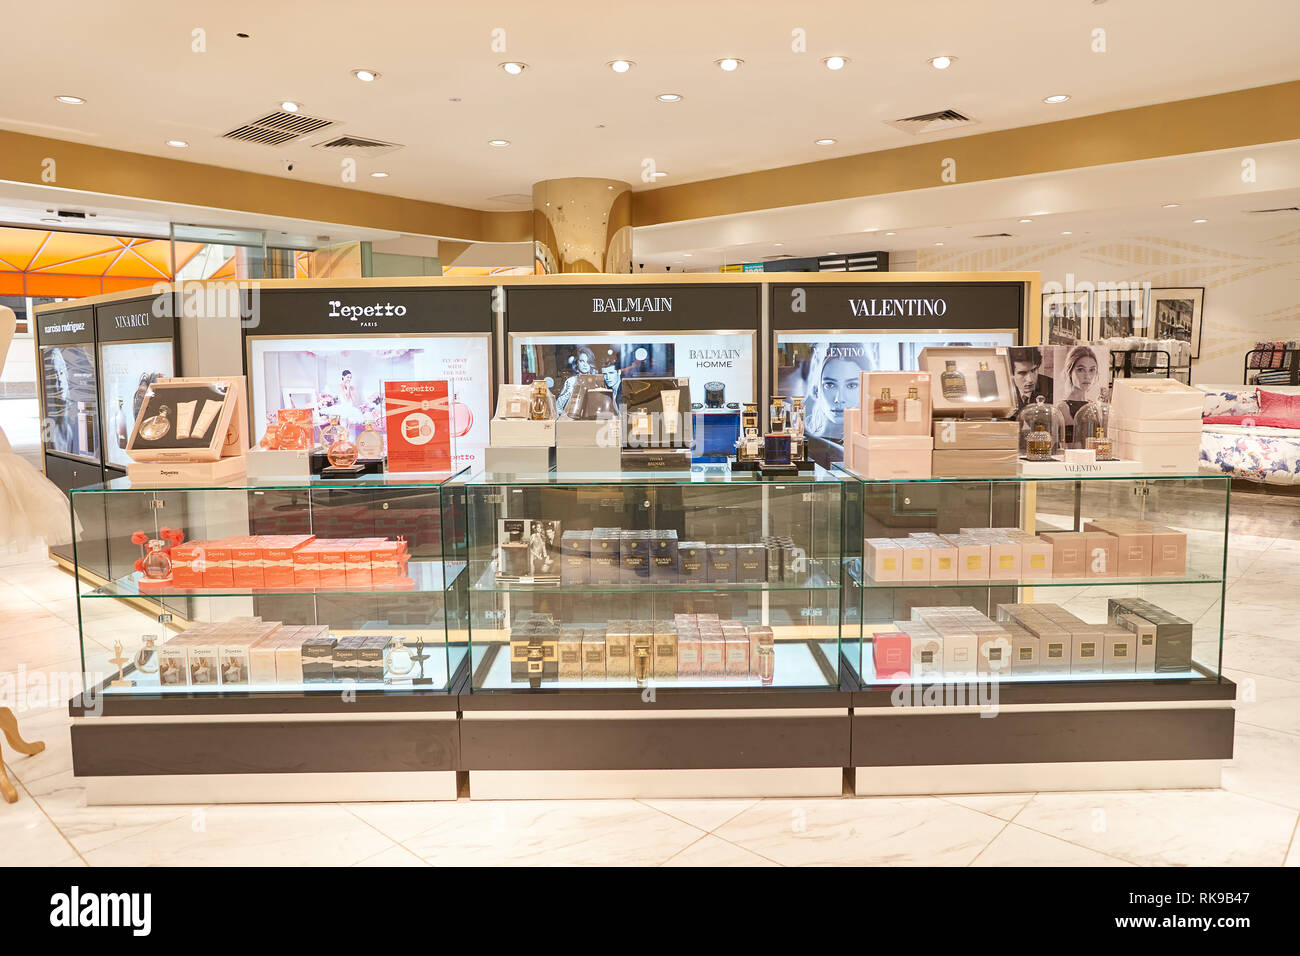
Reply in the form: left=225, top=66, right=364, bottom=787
left=98, top=340, right=175, bottom=468
left=383, top=380, right=452, bottom=473
left=40, top=343, right=99, bottom=460
left=514, top=333, right=754, bottom=414
left=246, top=334, right=490, bottom=473
left=774, top=331, right=1016, bottom=465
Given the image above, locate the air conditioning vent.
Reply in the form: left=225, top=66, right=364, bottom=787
left=311, top=135, right=403, bottom=157
left=56, top=209, right=87, bottom=219
left=222, top=111, right=335, bottom=147
left=973, top=232, right=1014, bottom=238
left=885, top=108, right=977, bottom=135
left=1245, top=206, right=1300, bottom=214
left=485, top=194, right=534, bottom=205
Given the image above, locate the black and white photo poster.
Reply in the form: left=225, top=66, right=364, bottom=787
left=1147, top=288, right=1205, bottom=358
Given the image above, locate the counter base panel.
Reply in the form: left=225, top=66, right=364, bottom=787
left=468, top=767, right=843, bottom=800
left=853, top=758, right=1222, bottom=795
left=83, top=770, right=458, bottom=805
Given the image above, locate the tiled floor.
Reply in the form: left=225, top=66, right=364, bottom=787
left=2, top=491, right=1299, bottom=867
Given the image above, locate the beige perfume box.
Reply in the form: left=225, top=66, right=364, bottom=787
left=1020, top=538, right=1053, bottom=577
left=676, top=631, right=700, bottom=679
left=911, top=534, right=958, bottom=581
left=977, top=628, right=1014, bottom=675
left=1110, top=377, right=1203, bottom=422
left=945, top=537, right=990, bottom=582
left=1008, top=624, right=1040, bottom=675
left=940, top=631, right=978, bottom=678
left=605, top=624, right=632, bottom=680
left=1118, top=614, right=1158, bottom=671
left=1142, top=524, right=1188, bottom=576
left=897, top=538, right=931, bottom=581
left=919, top=346, right=1016, bottom=417
left=932, top=418, right=1019, bottom=450
left=700, top=633, right=726, bottom=678
left=930, top=448, right=1019, bottom=478
left=1071, top=629, right=1106, bottom=674
left=1040, top=532, right=1087, bottom=578
left=1038, top=631, right=1071, bottom=673
left=1103, top=627, right=1138, bottom=673
left=904, top=630, right=943, bottom=679
left=652, top=624, right=677, bottom=680
left=1084, top=532, right=1117, bottom=577
left=582, top=629, right=607, bottom=680
left=859, top=371, right=933, bottom=437
left=558, top=627, right=584, bottom=681
left=987, top=541, right=1021, bottom=580
left=724, top=634, right=749, bottom=677
left=865, top=538, right=903, bottom=581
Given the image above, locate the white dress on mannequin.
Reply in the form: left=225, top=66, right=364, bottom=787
left=0, top=306, right=77, bottom=548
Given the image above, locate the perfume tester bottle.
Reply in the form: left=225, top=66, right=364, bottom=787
left=873, top=387, right=898, bottom=421
left=769, top=396, right=788, bottom=434
left=904, top=386, right=923, bottom=424
left=789, top=397, right=806, bottom=461
left=528, top=380, right=551, bottom=421
left=1025, top=424, right=1054, bottom=461
left=356, top=419, right=383, bottom=459
left=1086, top=427, right=1115, bottom=461
left=976, top=361, right=999, bottom=400
left=940, top=360, right=968, bottom=400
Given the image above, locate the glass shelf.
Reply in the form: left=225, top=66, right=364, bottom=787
left=468, top=562, right=841, bottom=593
left=68, top=470, right=469, bottom=494
left=81, top=559, right=466, bottom=599
left=455, top=464, right=843, bottom=487
left=844, top=560, right=1222, bottom=590
left=832, top=465, right=1212, bottom=485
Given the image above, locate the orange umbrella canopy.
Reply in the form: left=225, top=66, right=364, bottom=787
left=0, top=227, right=205, bottom=296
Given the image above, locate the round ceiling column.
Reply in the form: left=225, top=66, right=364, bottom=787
left=531, top=178, right=633, bottom=274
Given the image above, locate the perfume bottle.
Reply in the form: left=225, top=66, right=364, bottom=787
left=1086, top=427, right=1115, bottom=461
left=327, top=433, right=359, bottom=469
left=904, top=386, right=923, bottom=423
left=704, top=381, right=725, bottom=409
left=276, top=413, right=312, bottom=450
left=133, top=635, right=160, bottom=676
left=115, top=398, right=129, bottom=446
left=141, top=540, right=172, bottom=580
left=764, top=433, right=792, bottom=465
left=320, top=415, right=344, bottom=448
left=634, top=636, right=652, bottom=685
left=1025, top=423, right=1054, bottom=461
left=757, top=636, right=775, bottom=686
left=940, top=360, right=967, bottom=400
left=528, top=380, right=550, bottom=421
left=873, top=387, right=898, bottom=420
left=769, top=396, right=787, bottom=433
left=139, top=404, right=172, bottom=441
left=385, top=638, right=416, bottom=683
left=737, top=403, right=762, bottom=461
left=976, top=361, right=999, bottom=400
left=356, top=420, right=383, bottom=458
left=789, top=397, right=806, bottom=461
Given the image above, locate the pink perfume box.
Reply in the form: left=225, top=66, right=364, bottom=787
left=850, top=434, right=933, bottom=480
left=987, top=541, right=1021, bottom=580
left=859, top=371, right=932, bottom=437
left=724, top=635, right=749, bottom=677
left=865, top=538, right=902, bottom=581
left=699, top=633, right=726, bottom=678
left=944, top=536, right=990, bottom=582
left=873, top=632, right=911, bottom=679
left=1040, top=532, right=1087, bottom=578
left=1142, top=524, right=1187, bottom=576
left=910, top=534, right=958, bottom=581
left=1020, top=538, right=1053, bottom=578
left=897, top=538, right=931, bottom=581
left=676, top=631, right=701, bottom=679
left=1084, top=532, right=1117, bottom=578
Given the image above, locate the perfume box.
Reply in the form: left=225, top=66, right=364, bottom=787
left=126, top=377, right=241, bottom=463
left=582, top=629, right=606, bottom=680
left=1107, top=529, right=1153, bottom=578
left=931, top=418, right=1019, bottom=450
left=735, top=543, right=766, bottom=584
left=941, top=631, right=978, bottom=679
left=260, top=535, right=314, bottom=588
left=1110, top=377, right=1204, bottom=422
left=725, top=634, right=749, bottom=677
left=746, top=625, right=771, bottom=678
left=217, top=636, right=256, bottom=686
left=1084, top=532, right=1117, bottom=577
left=588, top=528, right=621, bottom=584
left=850, top=434, right=933, bottom=480
left=605, top=623, right=632, bottom=679
left=918, top=346, right=1016, bottom=417
left=676, top=630, right=701, bottom=679
left=977, top=628, right=1014, bottom=675
left=859, top=371, right=933, bottom=437
left=620, top=532, right=651, bottom=584
left=652, top=623, right=677, bottom=679
left=651, top=532, right=679, bottom=581
left=908, top=632, right=943, bottom=679
left=1008, top=625, right=1040, bottom=675
left=1103, top=627, right=1137, bottom=673
left=301, top=635, right=337, bottom=683
left=558, top=627, right=584, bottom=681
left=987, top=541, right=1021, bottom=580
left=873, top=632, right=911, bottom=679
left=194, top=538, right=232, bottom=589
left=293, top=542, right=323, bottom=587
left=250, top=627, right=302, bottom=684
left=1143, top=524, right=1188, bottom=576
left=707, top=544, right=736, bottom=584
left=1040, top=532, right=1087, bottom=578
left=930, top=448, right=1018, bottom=479
left=1108, top=598, right=1193, bottom=673
left=1037, top=631, right=1071, bottom=673
left=333, top=636, right=362, bottom=682
left=369, top=539, right=405, bottom=581
left=344, top=543, right=373, bottom=588
left=317, top=541, right=349, bottom=588
left=157, top=641, right=189, bottom=686
left=910, top=534, right=958, bottom=581
left=357, top=636, right=390, bottom=682
left=231, top=538, right=264, bottom=588
left=1117, top=613, right=1158, bottom=671
left=1070, top=630, right=1105, bottom=674
left=249, top=626, right=290, bottom=684
left=700, top=632, right=726, bottom=678
left=184, top=640, right=221, bottom=685
left=946, top=537, right=990, bottom=582
left=489, top=418, right=556, bottom=447
left=559, top=530, right=589, bottom=586
left=1020, top=538, right=1053, bottom=577
left=170, top=542, right=205, bottom=589
left=865, top=538, right=903, bottom=582
left=897, top=538, right=930, bottom=581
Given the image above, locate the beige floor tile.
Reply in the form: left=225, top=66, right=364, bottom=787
left=353, top=844, right=430, bottom=867
left=1225, top=668, right=1300, bottom=737
left=971, top=823, right=1132, bottom=867
left=941, top=792, right=1035, bottom=821
left=1223, top=723, right=1300, bottom=811
left=0, top=783, right=84, bottom=865
left=662, top=834, right=780, bottom=866
left=637, top=797, right=760, bottom=832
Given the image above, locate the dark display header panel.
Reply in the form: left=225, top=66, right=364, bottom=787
left=247, top=286, right=495, bottom=336
left=505, top=283, right=761, bottom=333
left=35, top=305, right=94, bottom=346
left=770, top=281, right=1024, bottom=333
left=95, top=293, right=176, bottom=343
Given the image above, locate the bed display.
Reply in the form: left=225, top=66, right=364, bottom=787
left=1197, top=385, right=1300, bottom=485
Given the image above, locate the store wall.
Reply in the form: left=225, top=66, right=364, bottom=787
left=915, top=219, right=1300, bottom=385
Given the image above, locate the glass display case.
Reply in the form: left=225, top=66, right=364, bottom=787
left=452, top=466, right=855, bottom=691
left=844, top=472, right=1228, bottom=685
left=67, top=474, right=469, bottom=696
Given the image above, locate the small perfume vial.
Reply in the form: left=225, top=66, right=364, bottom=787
left=1086, top=427, right=1115, bottom=461
left=873, top=387, right=898, bottom=420
left=769, top=396, right=787, bottom=433
left=904, top=386, right=923, bottom=423
left=940, top=360, right=968, bottom=400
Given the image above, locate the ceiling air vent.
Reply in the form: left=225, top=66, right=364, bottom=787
left=221, top=111, right=335, bottom=147
left=885, top=108, right=977, bottom=135
left=486, top=194, right=534, bottom=205
left=1245, top=206, right=1300, bottom=214
left=311, top=135, right=403, bottom=158
left=973, top=232, right=1014, bottom=238
left=56, top=209, right=87, bottom=219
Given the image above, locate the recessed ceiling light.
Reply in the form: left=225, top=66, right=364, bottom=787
left=488, top=139, right=510, bottom=147
left=370, top=171, right=389, bottom=178
left=884, top=231, right=896, bottom=237
left=651, top=171, right=668, bottom=179
left=683, top=253, right=693, bottom=257
left=501, top=62, right=527, bottom=75
left=1060, top=231, right=1073, bottom=235
left=823, top=56, right=848, bottom=70
left=716, top=57, right=743, bottom=72
left=1043, top=94, right=1071, bottom=104
left=54, top=95, right=85, bottom=105
left=928, top=55, right=955, bottom=70
left=934, top=241, right=945, bottom=246
left=352, top=69, right=380, bottom=82
left=280, top=101, right=301, bottom=113
left=1018, top=218, right=1033, bottom=223
left=815, top=138, right=837, bottom=146
left=656, top=92, right=682, bottom=102
left=608, top=59, right=634, bottom=73
left=166, top=140, right=189, bottom=148
left=1163, top=202, right=1181, bottom=208
left=41, top=218, right=59, bottom=224
left=774, top=242, right=783, bottom=247
left=1193, top=218, right=1208, bottom=223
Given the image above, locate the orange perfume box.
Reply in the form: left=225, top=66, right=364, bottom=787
left=171, top=542, right=206, bottom=589
left=259, top=534, right=315, bottom=588
left=345, top=542, right=373, bottom=587
left=293, top=542, right=325, bottom=587
left=231, top=536, right=264, bottom=588
left=317, top=539, right=348, bottom=588
left=202, top=538, right=235, bottom=588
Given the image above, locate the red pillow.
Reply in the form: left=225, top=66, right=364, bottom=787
left=1258, top=390, right=1300, bottom=422
left=1203, top=414, right=1300, bottom=429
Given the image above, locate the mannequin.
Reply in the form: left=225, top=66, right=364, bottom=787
left=0, top=305, right=76, bottom=549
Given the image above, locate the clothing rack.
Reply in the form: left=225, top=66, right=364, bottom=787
left=1244, top=346, right=1300, bottom=386
left=1109, top=348, right=1180, bottom=383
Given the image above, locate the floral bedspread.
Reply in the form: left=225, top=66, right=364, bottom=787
left=1200, top=424, right=1300, bottom=484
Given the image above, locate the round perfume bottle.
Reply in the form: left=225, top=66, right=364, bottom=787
left=528, top=381, right=551, bottom=421
left=327, top=434, right=359, bottom=468
left=142, top=540, right=172, bottom=579
left=1074, top=398, right=1113, bottom=457
left=385, top=638, right=416, bottom=680
left=139, top=405, right=172, bottom=440
left=133, top=635, right=160, bottom=675
left=320, top=415, right=344, bottom=448
left=704, top=381, right=725, bottom=408
left=1017, top=396, right=1065, bottom=460
left=356, top=420, right=383, bottom=459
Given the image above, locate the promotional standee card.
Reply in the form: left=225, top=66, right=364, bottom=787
left=383, top=380, right=453, bottom=472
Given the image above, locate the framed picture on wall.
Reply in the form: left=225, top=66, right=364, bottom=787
left=1094, top=288, right=1144, bottom=339
left=1041, top=291, right=1091, bottom=345
left=1147, top=287, right=1205, bottom=358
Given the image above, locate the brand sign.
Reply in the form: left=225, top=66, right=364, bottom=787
left=771, top=281, right=1023, bottom=333
left=248, top=287, right=494, bottom=336
left=847, top=297, right=949, bottom=318
left=328, top=299, right=409, bottom=324
left=35, top=306, right=94, bottom=345
left=96, top=295, right=176, bottom=343
left=507, top=284, right=760, bottom=333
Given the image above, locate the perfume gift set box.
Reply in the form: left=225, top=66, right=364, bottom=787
left=1106, top=597, right=1194, bottom=673
left=1109, top=378, right=1203, bottom=472
left=169, top=534, right=411, bottom=590
left=864, top=523, right=1186, bottom=583
left=843, top=371, right=934, bottom=479
left=125, top=375, right=249, bottom=484
left=507, top=613, right=776, bottom=684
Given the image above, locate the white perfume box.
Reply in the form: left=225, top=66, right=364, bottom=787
left=1071, top=631, right=1105, bottom=674
left=1104, top=628, right=1138, bottom=673
left=1120, top=614, right=1158, bottom=671
left=987, top=541, right=1021, bottom=580
left=864, top=538, right=903, bottom=582
left=245, top=449, right=312, bottom=480
left=941, top=632, right=978, bottom=679
left=1020, top=539, right=1053, bottom=578
left=157, top=642, right=189, bottom=687
left=908, top=634, right=943, bottom=679
left=976, top=629, right=1014, bottom=675
left=897, top=539, right=931, bottom=581
left=489, top=418, right=556, bottom=447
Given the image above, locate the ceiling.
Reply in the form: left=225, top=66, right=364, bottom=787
left=3, top=0, right=1298, bottom=212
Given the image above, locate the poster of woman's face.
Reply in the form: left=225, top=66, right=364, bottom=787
left=1050, top=344, right=1110, bottom=443
left=41, top=344, right=98, bottom=460
left=99, top=341, right=175, bottom=468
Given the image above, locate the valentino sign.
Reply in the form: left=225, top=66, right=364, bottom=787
left=847, top=297, right=949, bottom=318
